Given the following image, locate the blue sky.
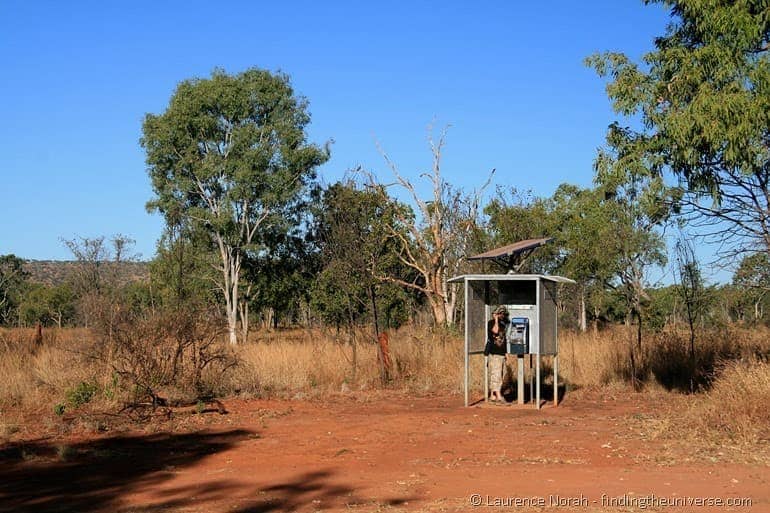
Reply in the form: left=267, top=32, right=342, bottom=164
left=3, top=1, right=721, bottom=281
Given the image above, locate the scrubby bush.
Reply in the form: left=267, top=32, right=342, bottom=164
left=65, top=381, right=98, bottom=408
left=87, top=304, right=237, bottom=410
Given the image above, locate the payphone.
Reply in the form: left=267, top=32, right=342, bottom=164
left=507, top=317, right=529, bottom=354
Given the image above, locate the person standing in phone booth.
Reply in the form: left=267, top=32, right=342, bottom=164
left=485, top=305, right=509, bottom=402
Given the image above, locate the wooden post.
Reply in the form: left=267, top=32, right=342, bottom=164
left=33, top=322, right=43, bottom=352
left=517, top=355, right=524, bottom=405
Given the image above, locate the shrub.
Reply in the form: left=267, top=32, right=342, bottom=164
left=88, top=304, right=237, bottom=410
left=65, top=381, right=98, bottom=409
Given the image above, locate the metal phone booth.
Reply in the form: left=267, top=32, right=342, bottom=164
left=449, top=239, right=574, bottom=409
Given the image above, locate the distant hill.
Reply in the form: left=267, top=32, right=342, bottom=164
left=23, top=260, right=150, bottom=287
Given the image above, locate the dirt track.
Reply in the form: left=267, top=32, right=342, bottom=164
left=1, top=391, right=767, bottom=512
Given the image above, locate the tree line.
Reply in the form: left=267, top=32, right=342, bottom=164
left=3, top=2, right=770, bottom=346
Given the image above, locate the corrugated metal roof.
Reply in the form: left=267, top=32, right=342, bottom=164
left=467, top=238, right=553, bottom=261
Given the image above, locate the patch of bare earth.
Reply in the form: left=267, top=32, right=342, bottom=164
left=1, top=391, right=767, bottom=512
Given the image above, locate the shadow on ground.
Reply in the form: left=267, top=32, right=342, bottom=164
left=0, top=431, right=415, bottom=513
left=0, top=429, right=253, bottom=513
left=231, top=469, right=414, bottom=513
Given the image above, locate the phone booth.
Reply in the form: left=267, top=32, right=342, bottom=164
left=449, top=239, right=574, bottom=409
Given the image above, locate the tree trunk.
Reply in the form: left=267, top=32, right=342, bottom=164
left=443, top=279, right=457, bottom=326
left=217, top=238, right=241, bottom=346
left=628, top=335, right=638, bottom=391
left=579, top=288, right=587, bottom=332
left=226, top=304, right=238, bottom=345
left=239, top=299, right=249, bottom=344
left=346, top=295, right=357, bottom=384
left=369, top=285, right=388, bottom=384
left=261, top=307, right=274, bottom=330
left=593, top=306, right=599, bottom=332
left=428, top=296, right=448, bottom=328
left=635, top=308, right=643, bottom=353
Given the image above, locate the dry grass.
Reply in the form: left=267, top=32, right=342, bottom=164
left=559, top=325, right=770, bottom=451
left=559, top=325, right=770, bottom=391
left=228, top=326, right=468, bottom=397
left=0, top=327, right=103, bottom=412
left=1, top=323, right=769, bottom=452
left=670, top=358, right=770, bottom=448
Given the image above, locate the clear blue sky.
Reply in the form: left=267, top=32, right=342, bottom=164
left=4, top=1, right=711, bottom=280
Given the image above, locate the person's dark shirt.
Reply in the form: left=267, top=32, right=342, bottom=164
left=484, top=318, right=508, bottom=356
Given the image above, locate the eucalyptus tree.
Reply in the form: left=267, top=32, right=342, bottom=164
left=549, top=184, right=620, bottom=331
left=733, top=252, right=770, bottom=321
left=588, top=0, right=770, bottom=258
left=312, top=180, right=412, bottom=332
left=142, top=68, right=329, bottom=344
left=311, top=179, right=414, bottom=382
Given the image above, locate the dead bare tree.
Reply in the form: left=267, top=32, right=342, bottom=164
left=377, top=126, right=492, bottom=327
left=61, top=234, right=138, bottom=329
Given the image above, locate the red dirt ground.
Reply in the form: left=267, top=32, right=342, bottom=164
left=1, top=391, right=767, bottom=513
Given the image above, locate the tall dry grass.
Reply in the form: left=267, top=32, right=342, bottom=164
left=559, top=325, right=770, bottom=391
left=677, top=358, right=770, bottom=445
left=227, top=326, right=471, bottom=397
left=0, top=327, right=103, bottom=412
left=2, top=323, right=769, bottom=450
left=560, top=325, right=770, bottom=447
left=0, top=325, right=471, bottom=411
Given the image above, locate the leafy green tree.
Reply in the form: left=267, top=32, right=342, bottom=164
left=243, top=226, right=319, bottom=330
left=647, top=285, right=681, bottom=330
left=484, top=188, right=558, bottom=274
left=19, top=284, right=76, bottom=327
left=588, top=1, right=770, bottom=258
left=142, top=68, right=329, bottom=344
left=150, top=222, right=217, bottom=308
left=312, top=181, right=413, bottom=323
left=18, top=284, right=47, bottom=326
left=312, top=179, right=416, bottom=381
left=549, top=184, right=620, bottom=331
left=595, top=146, right=670, bottom=387
left=0, top=254, right=27, bottom=326
left=733, top=252, right=770, bottom=321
